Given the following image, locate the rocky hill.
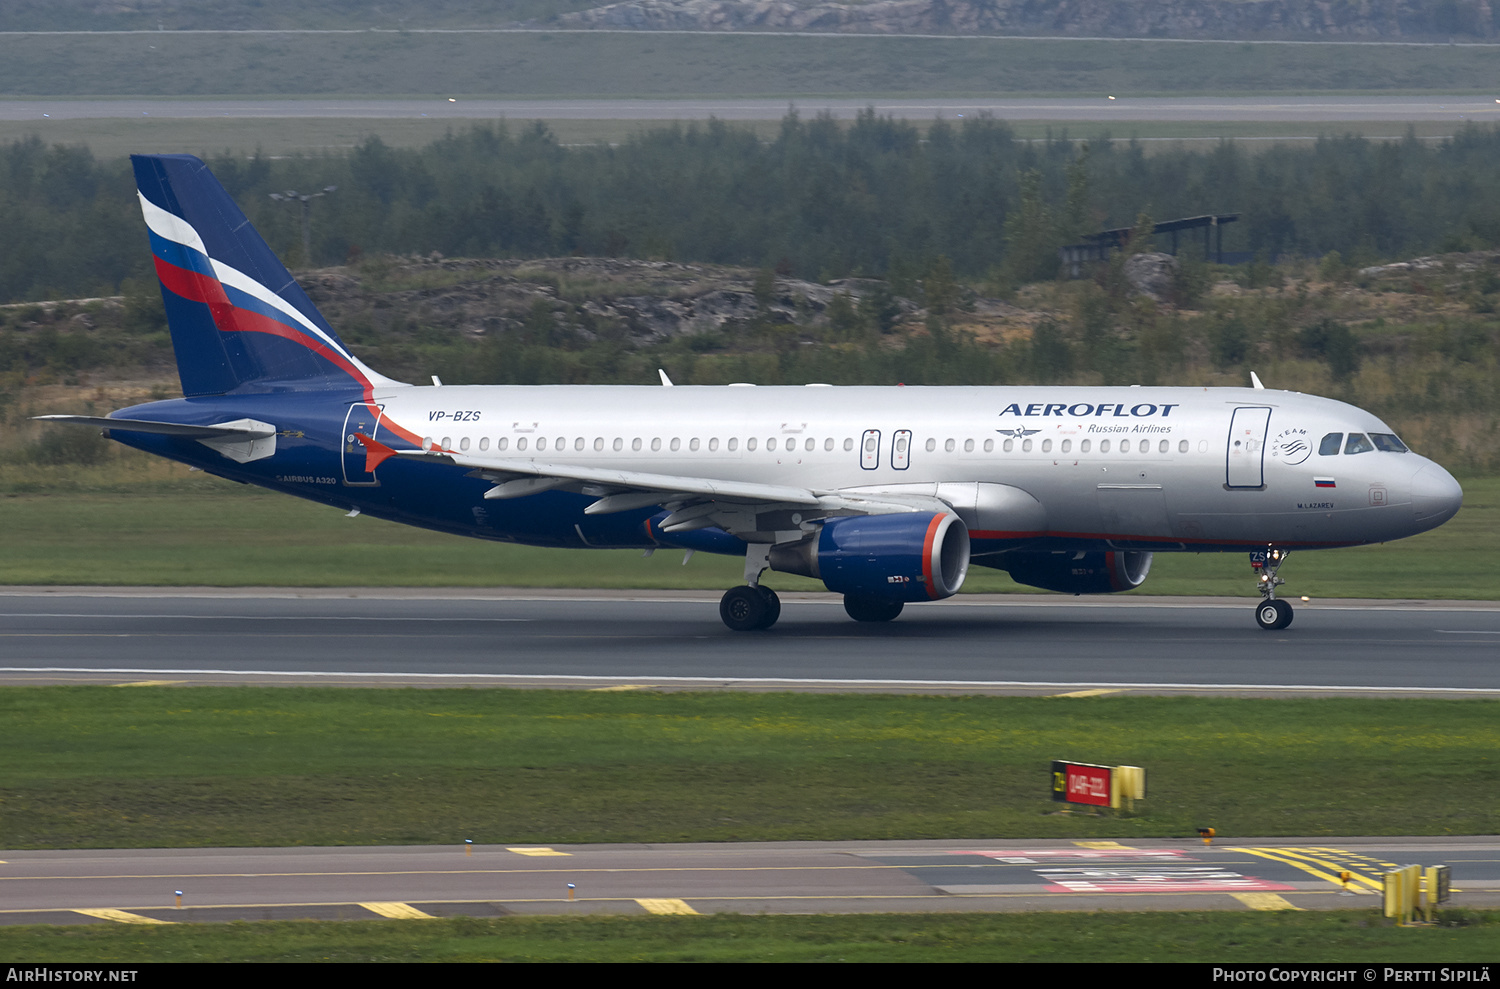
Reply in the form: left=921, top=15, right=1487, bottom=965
left=550, top=0, right=1500, bottom=41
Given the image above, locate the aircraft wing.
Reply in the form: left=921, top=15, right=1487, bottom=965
left=376, top=437, right=949, bottom=536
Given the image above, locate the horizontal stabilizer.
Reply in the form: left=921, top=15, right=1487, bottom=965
left=36, top=415, right=278, bottom=464
left=33, top=415, right=275, bottom=439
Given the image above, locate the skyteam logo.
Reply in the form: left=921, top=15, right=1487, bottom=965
left=1270, top=427, right=1313, bottom=466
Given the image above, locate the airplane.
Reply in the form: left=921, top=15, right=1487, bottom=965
left=38, top=154, right=1464, bottom=632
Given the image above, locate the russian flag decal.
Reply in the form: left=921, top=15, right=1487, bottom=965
left=1314, top=477, right=1337, bottom=488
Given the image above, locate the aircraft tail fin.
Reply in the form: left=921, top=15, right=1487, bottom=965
left=131, top=154, right=401, bottom=397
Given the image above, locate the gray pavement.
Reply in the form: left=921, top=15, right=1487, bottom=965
left=0, top=837, right=1491, bottom=923
left=5, top=97, right=1500, bottom=123
left=0, top=590, right=1497, bottom=696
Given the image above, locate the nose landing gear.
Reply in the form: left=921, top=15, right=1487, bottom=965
left=1251, top=547, right=1294, bottom=630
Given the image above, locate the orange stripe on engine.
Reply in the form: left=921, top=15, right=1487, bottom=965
left=922, top=514, right=944, bottom=600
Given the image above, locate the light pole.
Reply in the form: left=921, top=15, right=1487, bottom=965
left=269, top=186, right=337, bottom=267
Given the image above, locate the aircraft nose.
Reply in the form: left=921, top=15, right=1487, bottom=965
left=1411, top=462, right=1463, bottom=527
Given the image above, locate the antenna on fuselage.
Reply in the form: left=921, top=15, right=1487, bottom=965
left=658, top=369, right=674, bottom=387
left=1249, top=371, right=1266, bottom=390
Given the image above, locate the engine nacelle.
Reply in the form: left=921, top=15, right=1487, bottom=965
left=1002, top=550, right=1152, bottom=594
left=769, top=512, right=970, bottom=603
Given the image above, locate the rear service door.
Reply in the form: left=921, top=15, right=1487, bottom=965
left=1226, top=406, right=1272, bottom=488
left=342, top=403, right=385, bottom=486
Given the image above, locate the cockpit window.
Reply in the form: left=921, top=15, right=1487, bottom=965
left=1318, top=433, right=1343, bottom=456
left=1344, top=433, right=1374, bottom=455
left=1370, top=433, right=1409, bottom=453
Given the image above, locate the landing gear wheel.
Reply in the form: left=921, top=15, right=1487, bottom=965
left=721, top=585, right=775, bottom=631
left=1255, top=599, right=1293, bottom=631
left=843, top=595, right=904, bottom=623
left=755, top=586, right=781, bottom=629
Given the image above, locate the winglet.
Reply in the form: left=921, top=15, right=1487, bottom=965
left=355, top=433, right=399, bottom=473
left=1250, top=371, right=1266, bottom=390
left=658, top=369, right=674, bottom=387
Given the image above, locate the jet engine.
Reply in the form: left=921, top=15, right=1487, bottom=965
left=769, top=511, right=971, bottom=603
left=1001, top=550, right=1152, bottom=594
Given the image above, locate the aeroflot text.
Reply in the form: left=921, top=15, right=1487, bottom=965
left=998, top=403, right=1181, bottom=418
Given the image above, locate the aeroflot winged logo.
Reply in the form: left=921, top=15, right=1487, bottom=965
left=998, top=402, right=1182, bottom=418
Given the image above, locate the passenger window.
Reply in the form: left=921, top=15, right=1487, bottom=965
left=690, top=438, right=700, bottom=452
left=1371, top=433, right=1409, bottom=453
left=1022, top=439, right=1033, bottom=452
left=767, top=437, right=777, bottom=452
left=1119, top=439, right=1130, bottom=453
left=1041, top=439, right=1052, bottom=453
left=1319, top=433, right=1343, bottom=456
left=670, top=438, right=681, bottom=452
left=747, top=437, right=757, bottom=451
left=1081, top=439, right=1091, bottom=453
left=1345, top=433, right=1374, bottom=455
left=1061, top=439, right=1072, bottom=453
left=926, top=438, right=937, bottom=452
left=651, top=438, right=662, bottom=452
left=1003, top=438, right=1014, bottom=452
left=1178, top=440, right=1188, bottom=453
left=498, top=437, right=509, bottom=451
left=1159, top=440, right=1169, bottom=453
left=728, top=438, right=738, bottom=451
left=535, top=437, right=546, bottom=451
left=806, top=438, right=815, bottom=452
left=517, top=437, right=528, bottom=451
left=945, top=439, right=955, bottom=453
left=1100, top=439, right=1111, bottom=453
left=983, top=438, right=994, bottom=453
left=479, top=437, right=489, bottom=451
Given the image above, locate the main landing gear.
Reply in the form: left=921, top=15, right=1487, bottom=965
left=720, top=543, right=781, bottom=631
left=1252, top=547, right=1294, bottom=631
left=719, top=584, right=781, bottom=631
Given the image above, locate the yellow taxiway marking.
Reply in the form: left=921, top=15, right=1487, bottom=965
left=360, top=901, right=435, bottom=919
left=73, top=908, right=174, bottom=925
left=507, top=847, right=572, bottom=857
left=1073, top=841, right=1134, bottom=850
left=1232, top=892, right=1304, bottom=911
left=112, top=680, right=188, bottom=687
left=1052, top=688, right=1124, bottom=698
left=1238, top=848, right=1381, bottom=893
left=636, top=898, right=699, bottom=915
left=589, top=684, right=646, bottom=692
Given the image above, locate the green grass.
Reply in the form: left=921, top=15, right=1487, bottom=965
left=2, top=688, right=1498, bottom=848
left=3, top=911, right=1499, bottom=962
left=5, top=32, right=1500, bottom=98
left=0, top=471, right=1494, bottom=598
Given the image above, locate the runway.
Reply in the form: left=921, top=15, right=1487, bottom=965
left=5, top=96, right=1500, bottom=123
left=1, top=589, right=1497, bottom=695
left=1, top=837, right=1494, bottom=923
